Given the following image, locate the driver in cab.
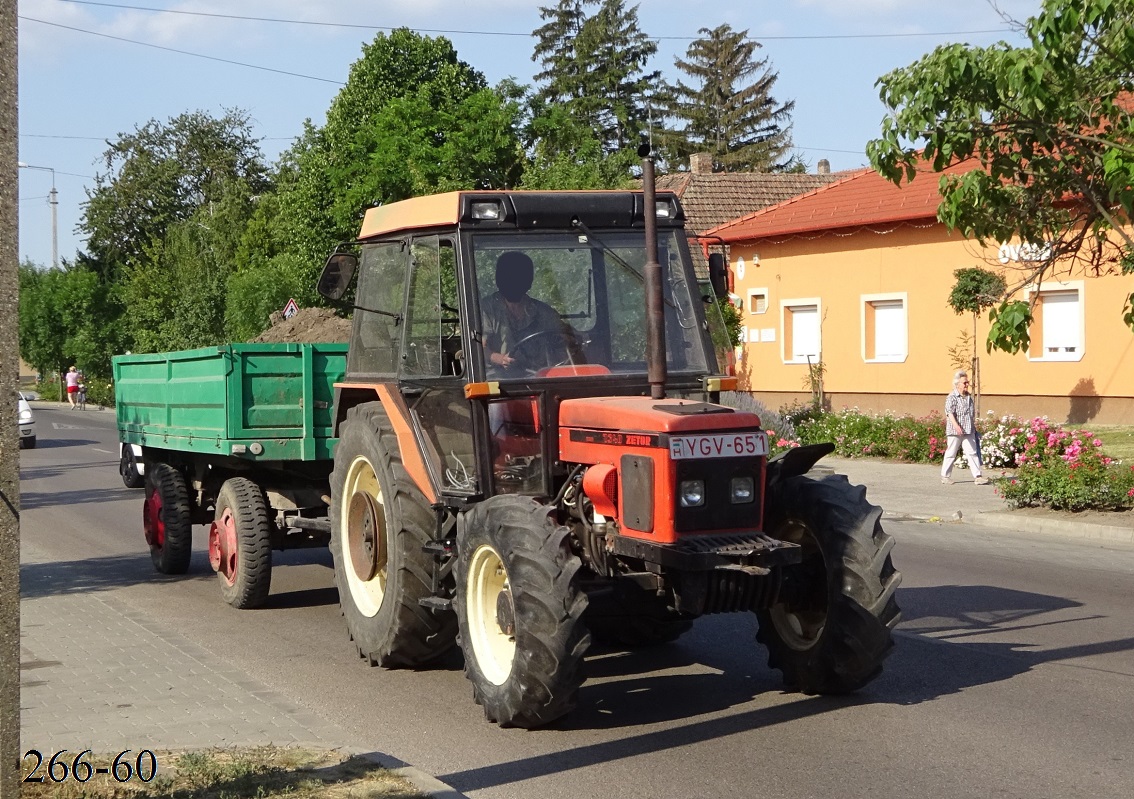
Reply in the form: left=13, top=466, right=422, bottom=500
left=481, top=251, right=573, bottom=373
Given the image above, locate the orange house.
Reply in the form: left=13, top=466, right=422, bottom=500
left=708, top=165, right=1134, bottom=425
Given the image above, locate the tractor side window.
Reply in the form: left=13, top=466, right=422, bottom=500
left=349, top=242, right=407, bottom=376
left=411, top=387, right=479, bottom=494
left=402, top=238, right=462, bottom=378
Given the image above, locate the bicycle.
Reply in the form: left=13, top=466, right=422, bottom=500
left=76, top=382, right=87, bottom=411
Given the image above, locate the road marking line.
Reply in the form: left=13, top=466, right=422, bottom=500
left=92, top=448, right=113, bottom=454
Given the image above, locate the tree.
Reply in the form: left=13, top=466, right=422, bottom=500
left=664, top=24, right=797, bottom=172
left=264, top=29, right=522, bottom=294
left=530, top=0, right=659, bottom=175
left=81, top=109, right=270, bottom=278
left=947, top=267, right=1007, bottom=410
left=868, top=0, right=1134, bottom=354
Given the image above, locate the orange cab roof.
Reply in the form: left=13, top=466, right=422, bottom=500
left=359, top=192, right=464, bottom=239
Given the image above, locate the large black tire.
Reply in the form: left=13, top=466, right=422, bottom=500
left=455, top=496, right=590, bottom=728
left=211, top=478, right=274, bottom=609
left=143, top=463, right=193, bottom=575
left=585, top=582, right=693, bottom=647
left=329, top=402, right=457, bottom=666
left=121, top=445, right=144, bottom=488
left=756, top=473, right=901, bottom=694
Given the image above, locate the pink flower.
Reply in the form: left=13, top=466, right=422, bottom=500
left=1093, top=439, right=1102, bottom=447
left=1128, top=488, right=1134, bottom=498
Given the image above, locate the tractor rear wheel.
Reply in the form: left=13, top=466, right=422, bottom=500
left=143, top=463, right=193, bottom=575
left=329, top=402, right=457, bottom=666
left=756, top=473, right=901, bottom=694
left=210, top=477, right=274, bottom=609
left=455, top=496, right=590, bottom=728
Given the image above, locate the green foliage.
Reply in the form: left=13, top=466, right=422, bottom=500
left=531, top=0, right=659, bottom=167
left=791, top=406, right=945, bottom=462
left=868, top=0, right=1134, bottom=354
left=265, top=29, right=522, bottom=294
left=717, top=297, right=743, bottom=347
left=81, top=109, right=269, bottom=276
left=948, top=267, right=1006, bottom=316
left=997, top=417, right=1134, bottom=511
left=225, top=254, right=311, bottom=342
left=662, top=24, right=796, bottom=172
left=986, top=300, right=1032, bottom=354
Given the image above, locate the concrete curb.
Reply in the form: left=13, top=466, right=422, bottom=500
left=883, top=508, right=1134, bottom=546
left=355, top=752, right=470, bottom=799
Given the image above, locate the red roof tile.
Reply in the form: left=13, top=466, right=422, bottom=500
left=654, top=171, right=841, bottom=235
left=708, top=161, right=975, bottom=242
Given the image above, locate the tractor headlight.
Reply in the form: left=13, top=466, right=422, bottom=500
left=678, top=479, right=705, bottom=508
left=730, top=476, right=755, bottom=504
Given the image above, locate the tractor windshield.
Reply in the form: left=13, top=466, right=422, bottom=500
left=471, top=230, right=711, bottom=379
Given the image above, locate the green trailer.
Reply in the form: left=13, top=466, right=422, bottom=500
left=113, top=343, right=348, bottom=608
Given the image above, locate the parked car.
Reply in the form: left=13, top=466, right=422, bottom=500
left=18, top=392, right=36, bottom=449
left=120, top=442, right=144, bottom=488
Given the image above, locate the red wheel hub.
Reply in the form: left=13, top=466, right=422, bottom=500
left=143, top=487, right=165, bottom=548
left=209, top=508, right=238, bottom=586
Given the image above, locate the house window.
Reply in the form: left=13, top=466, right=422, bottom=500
left=1027, top=282, right=1084, bottom=362
left=782, top=299, right=821, bottom=364
left=747, top=288, right=768, bottom=315
left=861, top=293, right=908, bottom=362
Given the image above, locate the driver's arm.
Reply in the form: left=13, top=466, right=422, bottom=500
left=481, top=303, right=515, bottom=368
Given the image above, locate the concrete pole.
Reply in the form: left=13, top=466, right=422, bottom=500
left=48, top=184, right=57, bottom=270
left=0, top=0, right=22, bottom=794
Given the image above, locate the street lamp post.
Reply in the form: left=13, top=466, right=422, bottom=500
left=17, top=161, right=57, bottom=269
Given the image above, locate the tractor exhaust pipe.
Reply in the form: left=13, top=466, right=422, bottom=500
left=641, top=147, right=666, bottom=400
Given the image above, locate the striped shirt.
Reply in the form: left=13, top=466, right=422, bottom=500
left=944, top=390, right=975, bottom=436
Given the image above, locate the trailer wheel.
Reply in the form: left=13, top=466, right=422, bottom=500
left=756, top=474, right=901, bottom=694
left=143, top=463, right=193, bottom=575
left=209, top=477, right=274, bottom=609
left=455, top=496, right=590, bottom=728
left=329, top=402, right=457, bottom=666
left=120, top=445, right=144, bottom=488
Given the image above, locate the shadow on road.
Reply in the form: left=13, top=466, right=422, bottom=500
left=440, top=582, right=1134, bottom=792
left=20, top=455, right=119, bottom=480
left=20, top=553, right=213, bottom=599
left=20, top=484, right=140, bottom=510
left=25, top=437, right=100, bottom=449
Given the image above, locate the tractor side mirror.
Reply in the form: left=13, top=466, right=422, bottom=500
left=317, top=252, right=359, bottom=301
left=708, top=252, right=728, bottom=299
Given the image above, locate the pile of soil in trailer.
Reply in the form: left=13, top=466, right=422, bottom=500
left=252, top=307, right=351, bottom=344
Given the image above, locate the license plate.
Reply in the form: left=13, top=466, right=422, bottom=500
left=669, top=432, right=768, bottom=460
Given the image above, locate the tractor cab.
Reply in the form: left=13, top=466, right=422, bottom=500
left=320, top=190, right=737, bottom=504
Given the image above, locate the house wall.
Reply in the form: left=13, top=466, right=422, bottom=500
left=729, top=224, right=1134, bottom=425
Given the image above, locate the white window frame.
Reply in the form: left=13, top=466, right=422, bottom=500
left=860, top=292, right=909, bottom=363
left=1025, top=280, right=1085, bottom=362
left=781, top=298, right=822, bottom=365
left=747, top=287, right=769, bottom=315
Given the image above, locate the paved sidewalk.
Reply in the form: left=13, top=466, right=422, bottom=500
left=19, top=543, right=465, bottom=798
left=822, top=456, right=1134, bottom=545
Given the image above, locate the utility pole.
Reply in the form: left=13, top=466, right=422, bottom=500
left=17, top=162, right=57, bottom=269
left=0, top=0, right=22, bottom=794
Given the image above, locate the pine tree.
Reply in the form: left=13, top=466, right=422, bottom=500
left=531, top=0, right=659, bottom=156
left=666, top=24, right=796, bottom=172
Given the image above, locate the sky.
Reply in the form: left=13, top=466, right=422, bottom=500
left=15, top=0, right=1040, bottom=270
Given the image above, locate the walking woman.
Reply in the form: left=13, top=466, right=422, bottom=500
left=941, top=369, right=989, bottom=485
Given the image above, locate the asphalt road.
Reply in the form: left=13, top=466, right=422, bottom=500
left=19, top=404, right=1134, bottom=799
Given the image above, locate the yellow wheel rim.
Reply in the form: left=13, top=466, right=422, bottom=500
left=466, top=544, right=515, bottom=685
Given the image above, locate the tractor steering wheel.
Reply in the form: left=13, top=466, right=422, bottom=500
left=508, top=328, right=577, bottom=374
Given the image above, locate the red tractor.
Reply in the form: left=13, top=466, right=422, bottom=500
left=317, top=159, right=901, bottom=728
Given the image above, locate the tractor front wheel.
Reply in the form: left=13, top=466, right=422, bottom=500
left=209, top=477, right=274, bottom=609
left=756, top=473, right=901, bottom=694
left=456, top=496, right=589, bottom=728
left=143, top=463, right=193, bottom=575
left=329, top=402, right=457, bottom=666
